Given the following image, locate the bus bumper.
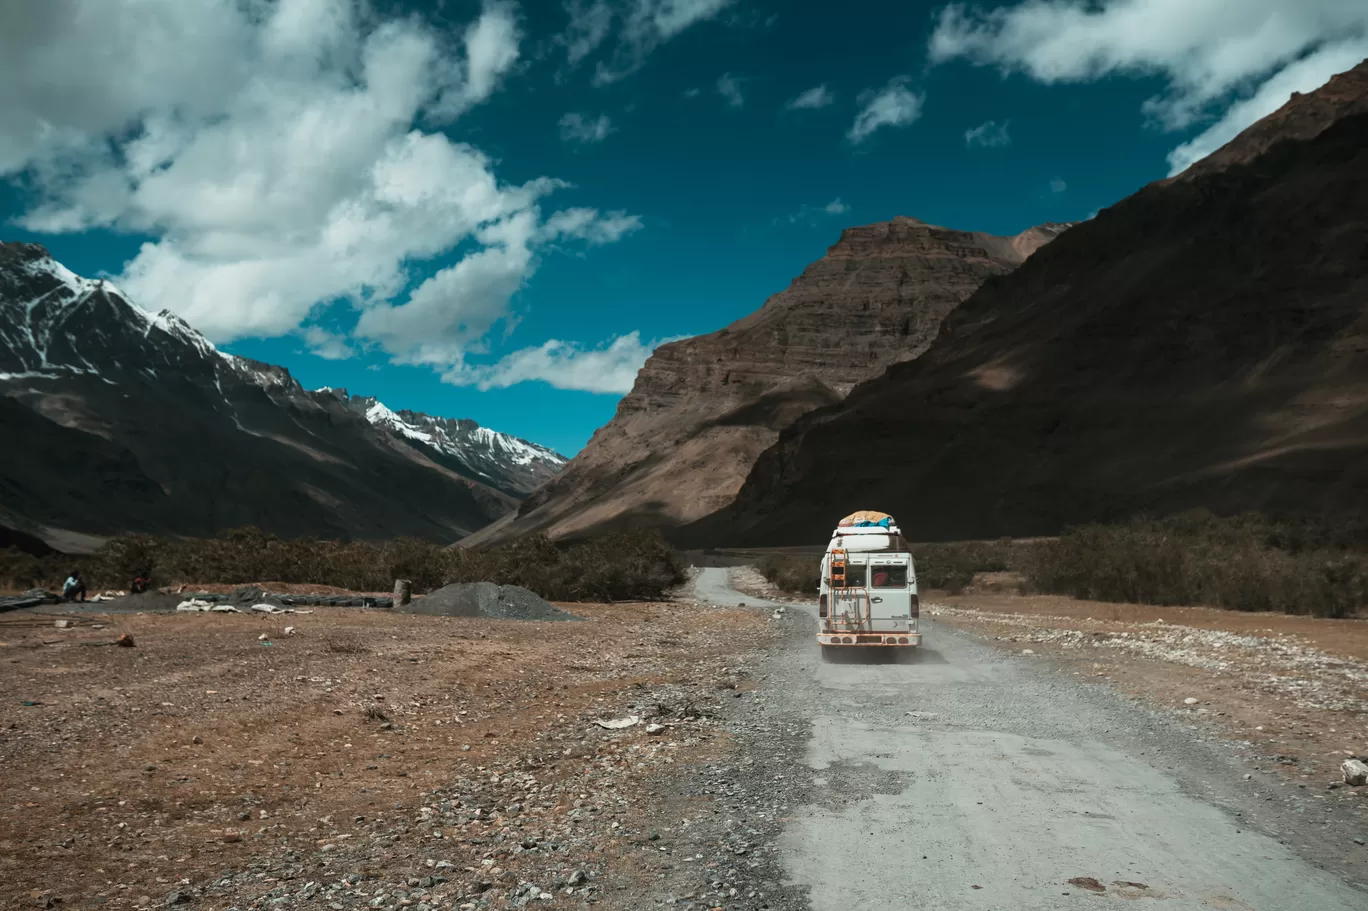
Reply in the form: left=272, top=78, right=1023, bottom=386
left=818, top=633, right=921, bottom=647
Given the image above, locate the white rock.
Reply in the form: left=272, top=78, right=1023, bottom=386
left=645, top=723, right=665, bottom=735
left=1342, top=759, right=1368, bottom=786
left=1184, top=697, right=1199, bottom=705
left=258, top=633, right=270, bottom=641
left=1021, top=649, right=1035, bottom=655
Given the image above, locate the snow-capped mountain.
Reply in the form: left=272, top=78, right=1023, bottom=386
left=0, top=241, right=563, bottom=546
left=318, top=390, right=566, bottom=498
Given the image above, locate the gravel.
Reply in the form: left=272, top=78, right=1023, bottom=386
left=400, top=583, right=581, bottom=622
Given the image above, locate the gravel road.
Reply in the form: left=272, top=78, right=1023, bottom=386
left=691, top=567, right=1368, bottom=911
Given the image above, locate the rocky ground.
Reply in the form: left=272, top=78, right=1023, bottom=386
left=0, top=592, right=786, bottom=911
left=928, top=590, right=1368, bottom=800
left=6, top=572, right=1368, bottom=910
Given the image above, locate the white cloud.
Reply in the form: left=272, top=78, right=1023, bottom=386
left=780, top=198, right=851, bottom=225
left=1165, top=38, right=1368, bottom=174
left=587, top=0, right=735, bottom=85
left=929, top=1, right=1368, bottom=168
left=2, top=0, right=642, bottom=381
left=304, top=326, right=355, bottom=360
left=541, top=208, right=644, bottom=245
left=847, top=76, right=924, bottom=143
left=717, top=72, right=745, bottom=108
left=1048, top=177, right=1067, bottom=193
left=785, top=84, right=834, bottom=110
left=965, top=119, right=1012, bottom=147
left=447, top=331, right=677, bottom=394
left=561, top=0, right=614, bottom=65
left=559, top=111, right=616, bottom=143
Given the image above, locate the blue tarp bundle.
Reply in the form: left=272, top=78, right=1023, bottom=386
left=853, top=518, right=892, bottom=528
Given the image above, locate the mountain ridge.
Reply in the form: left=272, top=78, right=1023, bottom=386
left=0, top=242, right=562, bottom=549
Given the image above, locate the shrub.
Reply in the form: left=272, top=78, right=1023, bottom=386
left=912, top=540, right=1018, bottom=594
left=1028, top=515, right=1368, bottom=618
left=759, top=555, right=820, bottom=594
left=26, top=527, right=685, bottom=603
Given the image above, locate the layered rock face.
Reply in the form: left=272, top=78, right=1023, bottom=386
left=689, top=59, right=1368, bottom=546
left=464, top=218, right=1069, bottom=545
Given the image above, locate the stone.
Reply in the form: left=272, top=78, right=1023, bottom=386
left=1184, top=698, right=1199, bottom=705
left=1341, top=759, right=1368, bottom=786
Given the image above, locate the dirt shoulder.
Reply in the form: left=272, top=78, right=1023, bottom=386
left=0, top=595, right=779, bottom=911
left=929, top=589, right=1368, bottom=804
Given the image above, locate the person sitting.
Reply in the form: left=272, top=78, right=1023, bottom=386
left=131, top=574, right=149, bottom=594
left=872, top=570, right=889, bottom=587
left=62, top=571, right=87, bottom=603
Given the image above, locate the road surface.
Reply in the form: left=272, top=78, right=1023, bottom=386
left=692, top=567, right=1367, bottom=911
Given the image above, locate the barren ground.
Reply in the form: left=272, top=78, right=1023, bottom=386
left=0, top=592, right=775, bottom=911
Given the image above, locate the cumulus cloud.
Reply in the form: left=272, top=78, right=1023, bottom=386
left=2, top=0, right=642, bottom=381
left=559, top=111, right=616, bottom=143
left=847, top=76, right=924, bottom=143
left=785, top=84, right=834, bottom=110
left=447, top=331, right=677, bottom=394
left=717, top=72, right=745, bottom=108
left=1049, top=177, right=1067, bottom=193
left=556, top=0, right=733, bottom=84
left=965, top=119, right=1011, bottom=147
left=929, top=1, right=1368, bottom=171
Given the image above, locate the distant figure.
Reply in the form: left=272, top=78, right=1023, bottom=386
left=63, top=571, right=87, bottom=603
left=131, top=574, right=149, bottom=594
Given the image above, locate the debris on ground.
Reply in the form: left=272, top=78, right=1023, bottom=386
left=594, top=714, right=642, bottom=730
left=1343, top=759, right=1368, bottom=786
left=1068, top=876, right=1107, bottom=893
left=400, top=581, right=581, bottom=621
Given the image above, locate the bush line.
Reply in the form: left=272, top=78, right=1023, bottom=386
left=758, top=511, right=1368, bottom=619
left=0, top=527, right=685, bottom=604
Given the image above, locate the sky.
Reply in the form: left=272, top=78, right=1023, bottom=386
left=2, top=1, right=1366, bottom=456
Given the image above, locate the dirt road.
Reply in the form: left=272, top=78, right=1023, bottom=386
left=692, top=568, right=1368, bottom=910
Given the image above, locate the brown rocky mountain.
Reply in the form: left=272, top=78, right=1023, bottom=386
left=685, top=59, right=1368, bottom=546
left=463, top=218, right=1070, bottom=545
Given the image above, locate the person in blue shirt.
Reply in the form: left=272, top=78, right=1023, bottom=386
left=62, top=571, right=86, bottom=603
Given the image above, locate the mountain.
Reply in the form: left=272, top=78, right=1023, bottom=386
left=323, top=390, right=566, bottom=498
left=686, top=58, right=1368, bottom=546
left=462, top=218, right=1070, bottom=546
left=0, top=243, right=562, bottom=548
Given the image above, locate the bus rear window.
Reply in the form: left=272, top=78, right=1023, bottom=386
left=870, top=565, right=908, bottom=588
left=840, top=566, right=865, bottom=587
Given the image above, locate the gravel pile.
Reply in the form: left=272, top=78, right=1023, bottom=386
left=400, top=582, right=581, bottom=621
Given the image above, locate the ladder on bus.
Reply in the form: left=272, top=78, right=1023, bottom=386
left=829, top=548, right=867, bottom=632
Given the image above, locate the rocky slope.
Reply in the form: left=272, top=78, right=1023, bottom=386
left=463, top=219, right=1069, bottom=545
left=0, top=244, right=560, bottom=547
left=687, top=58, right=1368, bottom=546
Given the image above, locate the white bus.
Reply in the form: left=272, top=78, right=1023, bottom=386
left=817, top=511, right=921, bottom=651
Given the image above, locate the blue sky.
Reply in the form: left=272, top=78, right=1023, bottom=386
left=3, top=1, right=1365, bottom=456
